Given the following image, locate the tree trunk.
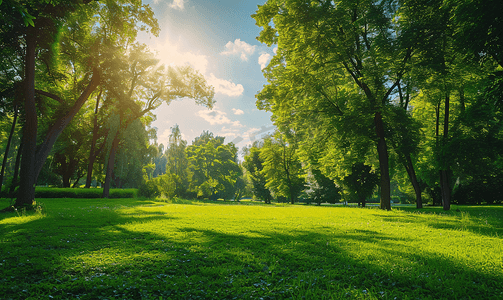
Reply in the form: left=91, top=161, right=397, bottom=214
left=440, top=93, right=451, bottom=211
left=72, top=169, right=85, bottom=188
left=85, top=90, right=102, bottom=188
left=398, top=83, right=422, bottom=208
left=16, top=27, right=38, bottom=208
left=374, top=111, right=391, bottom=210
left=10, top=141, right=23, bottom=197
left=404, top=154, right=423, bottom=208
left=33, top=69, right=100, bottom=181
left=0, top=106, right=18, bottom=191
left=103, top=133, right=120, bottom=198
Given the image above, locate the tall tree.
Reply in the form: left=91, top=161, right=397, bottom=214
left=165, top=125, right=189, bottom=196
left=1, top=0, right=160, bottom=207
left=101, top=44, right=214, bottom=198
left=253, top=0, right=416, bottom=210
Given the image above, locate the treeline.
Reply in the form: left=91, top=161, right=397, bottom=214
left=251, top=0, right=503, bottom=210
left=0, top=0, right=214, bottom=208
left=140, top=127, right=245, bottom=201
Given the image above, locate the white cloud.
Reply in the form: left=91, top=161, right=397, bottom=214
left=169, top=0, right=186, bottom=10
left=232, top=108, right=244, bottom=115
left=258, top=53, right=272, bottom=70
left=207, top=73, right=244, bottom=97
left=196, top=108, right=244, bottom=128
left=219, top=126, right=240, bottom=140
left=273, top=47, right=278, bottom=54
left=221, top=39, right=256, bottom=61
left=158, top=128, right=171, bottom=147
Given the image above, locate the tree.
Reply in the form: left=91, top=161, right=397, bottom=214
left=0, top=106, right=19, bottom=191
left=253, top=0, right=417, bottom=210
left=2, top=0, right=102, bottom=207
left=164, top=125, right=189, bottom=197
left=186, top=132, right=241, bottom=200
left=341, top=162, right=379, bottom=207
left=242, top=141, right=273, bottom=204
left=101, top=43, right=214, bottom=198
left=447, top=0, right=503, bottom=67
left=1, top=0, right=161, bottom=207
left=260, top=134, right=304, bottom=204
left=386, top=103, right=424, bottom=208
left=304, top=165, right=341, bottom=205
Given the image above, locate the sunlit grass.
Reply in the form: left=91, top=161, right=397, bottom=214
left=1, top=198, right=502, bottom=299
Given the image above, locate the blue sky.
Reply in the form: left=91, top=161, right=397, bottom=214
left=138, top=0, right=275, bottom=151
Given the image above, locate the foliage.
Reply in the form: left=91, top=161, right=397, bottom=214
left=111, top=119, right=150, bottom=189
left=0, top=198, right=501, bottom=299
left=260, top=135, right=305, bottom=204
left=252, top=0, right=424, bottom=210
left=138, top=177, right=160, bottom=199
left=187, top=132, right=241, bottom=200
left=304, top=168, right=341, bottom=205
left=242, top=142, right=273, bottom=203
left=164, top=125, right=189, bottom=197
left=341, top=163, right=379, bottom=207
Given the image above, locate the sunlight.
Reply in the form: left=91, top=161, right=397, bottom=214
left=153, top=36, right=209, bottom=75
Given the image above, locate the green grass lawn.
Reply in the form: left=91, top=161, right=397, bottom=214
left=1, top=198, right=502, bottom=299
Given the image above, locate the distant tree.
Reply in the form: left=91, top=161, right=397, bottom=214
left=152, top=143, right=167, bottom=178
left=242, top=142, right=272, bottom=204
left=187, top=132, right=240, bottom=200
left=165, top=125, right=189, bottom=197
left=260, top=135, right=304, bottom=204
left=341, top=163, right=379, bottom=207
left=305, top=168, right=341, bottom=205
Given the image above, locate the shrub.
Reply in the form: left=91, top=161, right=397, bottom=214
left=138, top=179, right=160, bottom=199
left=34, top=187, right=137, bottom=199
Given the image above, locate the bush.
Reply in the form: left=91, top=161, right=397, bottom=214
left=34, top=187, right=137, bottom=199
left=453, top=180, right=503, bottom=205
left=138, top=179, right=160, bottom=199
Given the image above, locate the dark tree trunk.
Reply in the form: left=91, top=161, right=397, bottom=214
left=72, top=169, right=85, bottom=188
left=398, top=83, right=422, bottom=208
left=85, top=90, right=102, bottom=188
left=434, top=100, right=441, bottom=207
left=15, top=46, right=100, bottom=207
left=374, top=111, right=391, bottom=210
left=404, top=154, right=423, bottom=209
left=103, top=133, right=120, bottom=198
left=441, top=94, right=451, bottom=211
left=16, top=27, right=38, bottom=208
left=62, top=171, right=71, bottom=188
left=10, top=141, right=23, bottom=197
left=282, top=144, right=294, bottom=204
left=33, top=69, right=100, bottom=180
left=0, top=106, right=18, bottom=191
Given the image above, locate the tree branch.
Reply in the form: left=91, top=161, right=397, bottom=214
left=35, top=89, right=63, bottom=103
left=317, top=87, right=344, bottom=115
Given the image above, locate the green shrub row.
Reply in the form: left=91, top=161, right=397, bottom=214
left=34, top=187, right=137, bottom=199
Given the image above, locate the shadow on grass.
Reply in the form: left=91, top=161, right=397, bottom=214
left=375, top=205, right=503, bottom=238
left=0, top=200, right=502, bottom=299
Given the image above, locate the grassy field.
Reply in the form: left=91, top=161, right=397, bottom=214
left=0, top=198, right=502, bottom=299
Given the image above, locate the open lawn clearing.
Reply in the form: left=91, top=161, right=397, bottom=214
left=1, top=198, right=502, bottom=299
